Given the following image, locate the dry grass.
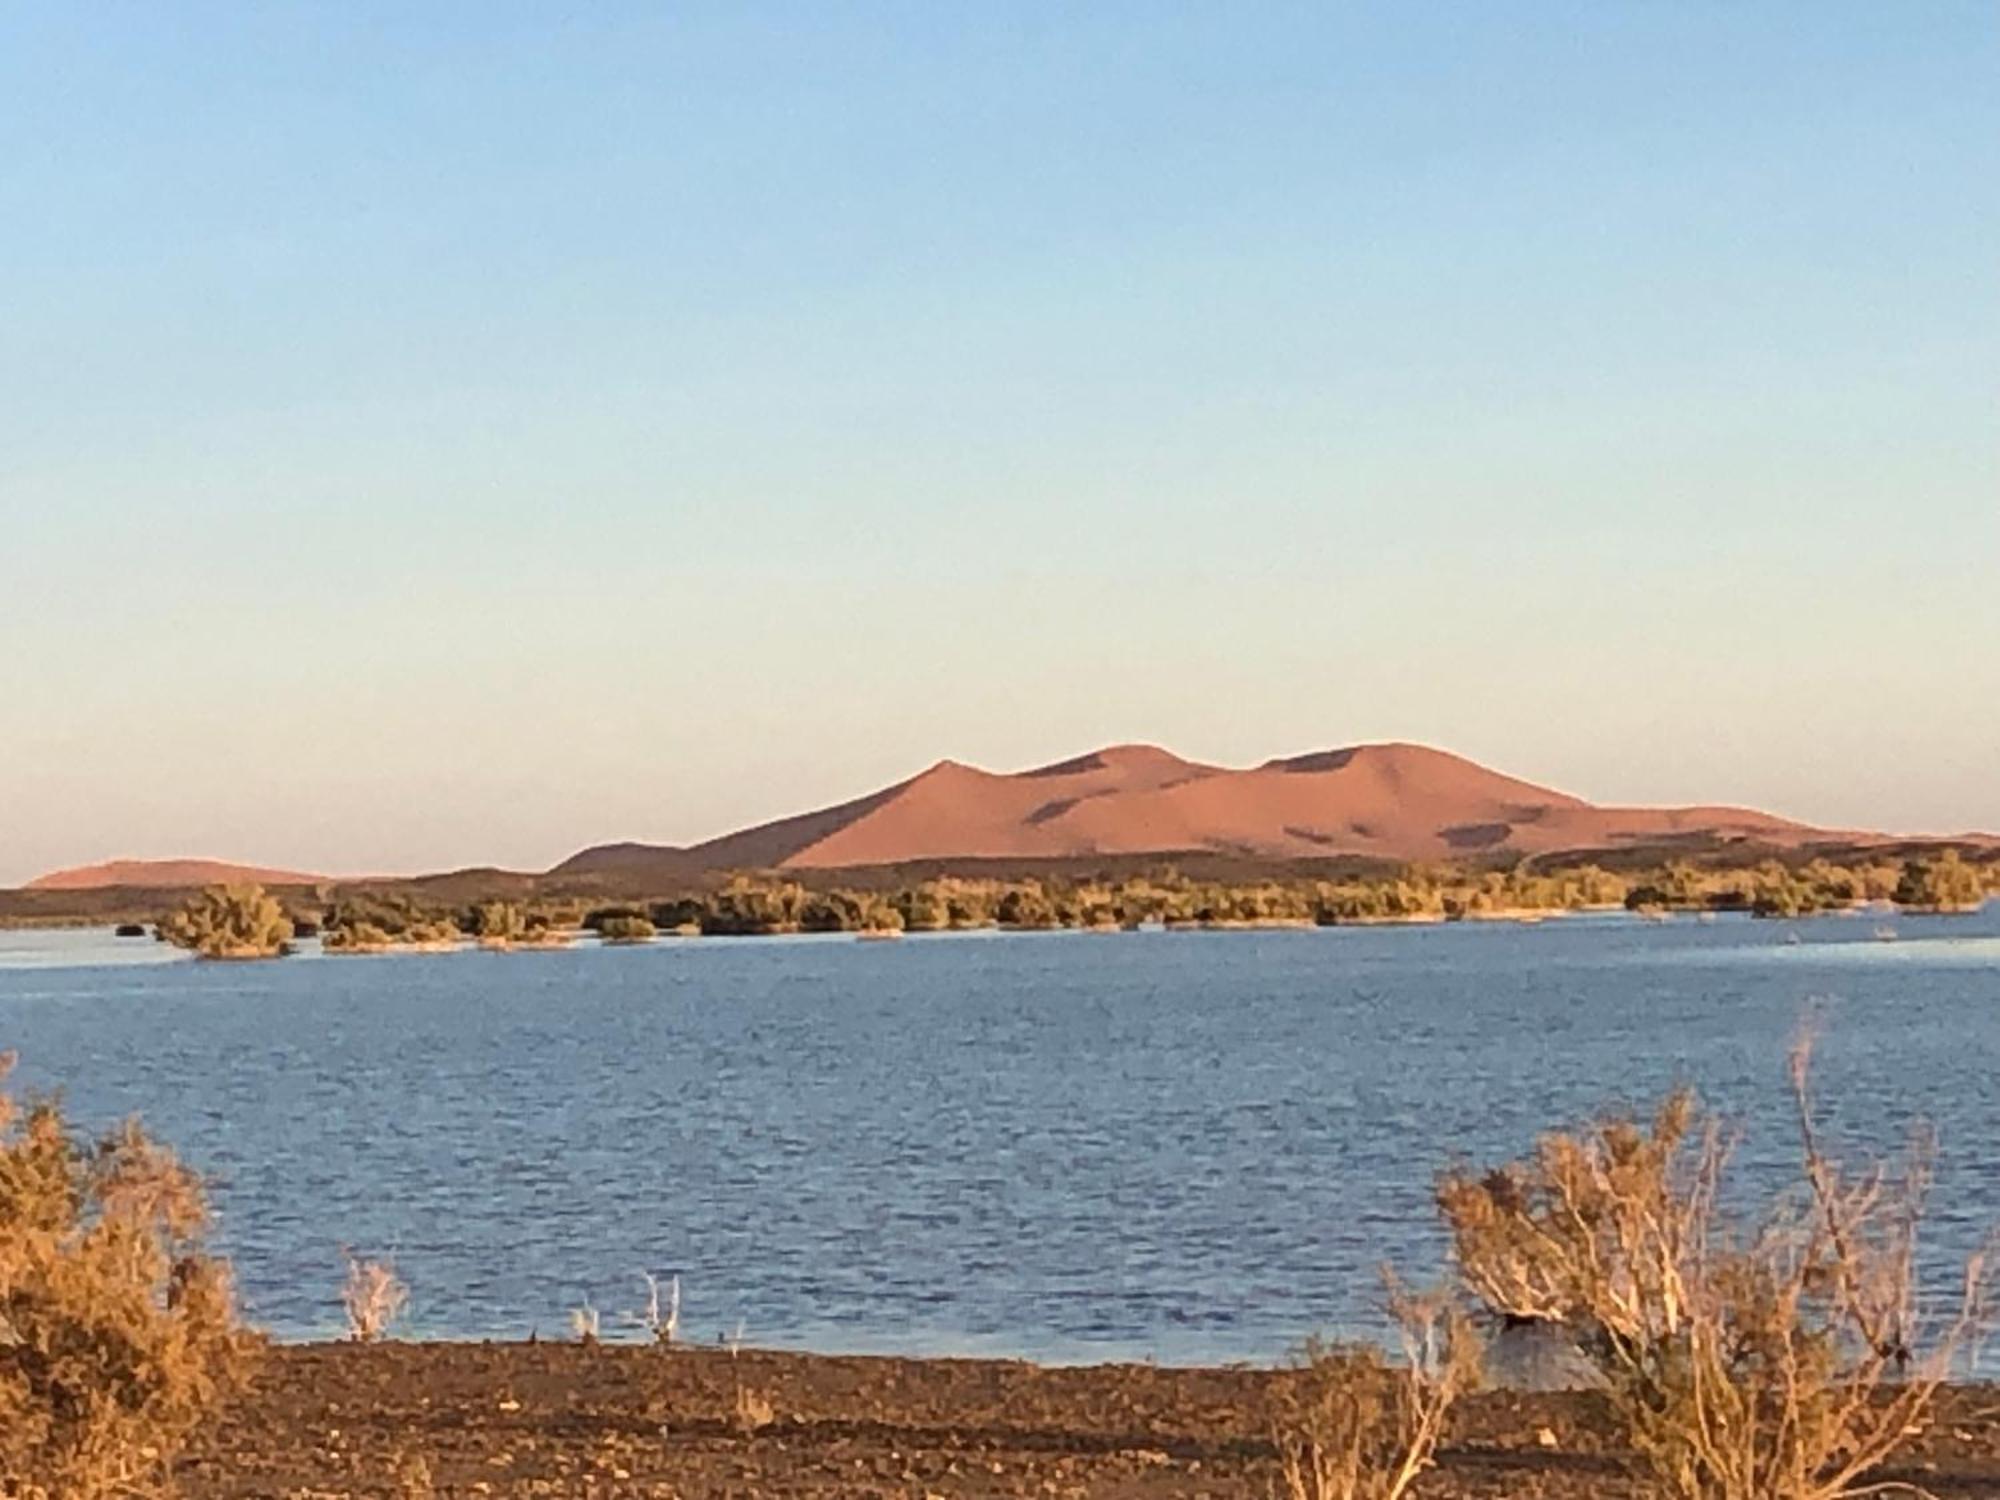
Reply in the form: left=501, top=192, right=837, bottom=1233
left=1269, top=1279, right=1480, bottom=1500
left=391, top=1447, right=435, bottom=1499
left=341, top=1251, right=409, bottom=1342
left=1437, top=1029, right=1990, bottom=1500
left=638, top=1270, right=680, bottom=1345
left=0, top=1051, right=253, bottom=1498
left=732, top=1381, right=776, bottom=1435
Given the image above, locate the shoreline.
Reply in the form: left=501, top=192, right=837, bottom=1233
left=6, top=898, right=1988, bottom=939
left=2, top=900, right=1994, bottom=947
left=180, top=1341, right=2000, bottom=1498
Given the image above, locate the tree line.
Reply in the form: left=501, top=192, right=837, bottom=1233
left=151, top=850, right=1998, bottom=958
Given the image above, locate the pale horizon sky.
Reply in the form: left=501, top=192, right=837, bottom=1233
left=3, top=4, right=1996, bottom=886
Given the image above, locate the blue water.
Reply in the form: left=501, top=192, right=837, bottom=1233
left=1, top=910, right=1996, bottom=1363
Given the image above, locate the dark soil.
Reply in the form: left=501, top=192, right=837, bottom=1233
left=179, top=1343, right=2000, bottom=1498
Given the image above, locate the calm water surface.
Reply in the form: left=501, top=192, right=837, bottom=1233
left=2, top=911, right=1996, bottom=1363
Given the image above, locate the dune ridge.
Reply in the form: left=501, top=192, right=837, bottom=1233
left=25, top=858, right=329, bottom=892
left=556, top=741, right=1850, bottom=876
left=23, top=742, right=1897, bottom=892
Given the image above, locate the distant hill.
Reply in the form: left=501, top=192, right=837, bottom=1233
left=554, top=741, right=1854, bottom=879
left=20, top=742, right=1990, bottom=907
left=26, top=858, right=328, bottom=891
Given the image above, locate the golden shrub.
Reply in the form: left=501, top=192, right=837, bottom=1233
left=1438, top=1034, right=1989, bottom=1500
left=0, top=1052, right=254, bottom=1498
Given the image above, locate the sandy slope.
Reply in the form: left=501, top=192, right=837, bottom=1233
left=31, top=743, right=1867, bottom=892
left=558, top=741, right=1839, bottom=874
left=24, top=858, right=327, bottom=891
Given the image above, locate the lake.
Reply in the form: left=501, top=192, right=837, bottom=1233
left=2, top=909, right=1996, bottom=1364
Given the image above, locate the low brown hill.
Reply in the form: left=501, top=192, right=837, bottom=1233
left=554, top=741, right=1852, bottom=877
left=26, top=858, right=328, bottom=891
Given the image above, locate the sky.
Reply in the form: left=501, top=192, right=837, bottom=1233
left=1, top=3, right=1996, bottom=884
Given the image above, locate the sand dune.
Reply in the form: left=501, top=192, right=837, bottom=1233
left=26, top=858, right=328, bottom=891
left=29, top=743, right=1870, bottom=892
left=557, top=741, right=1846, bottom=875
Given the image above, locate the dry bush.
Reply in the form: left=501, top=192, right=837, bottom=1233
left=0, top=1052, right=252, bottom=1498
left=1437, top=1032, right=1989, bottom=1500
left=341, top=1251, right=408, bottom=1342
left=157, top=883, right=294, bottom=960
left=391, top=1447, right=435, bottom=1499
left=732, top=1381, right=775, bottom=1436
left=1269, top=1280, right=1480, bottom=1500
left=638, top=1270, right=680, bottom=1345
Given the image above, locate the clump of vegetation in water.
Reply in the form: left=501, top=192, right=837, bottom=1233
left=549, top=850, right=1991, bottom=942
left=801, top=890, right=904, bottom=934
left=158, top=883, right=294, bottom=960
left=322, top=894, right=461, bottom=953
left=117, top=848, right=1991, bottom=959
left=855, top=898, right=905, bottom=935
left=1894, top=849, right=1987, bottom=913
left=1624, top=857, right=1905, bottom=919
left=694, top=875, right=812, bottom=935
left=0, top=1051, right=254, bottom=1496
left=625, top=865, right=1640, bottom=934
left=596, top=912, right=657, bottom=943
left=322, top=919, right=392, bottom=953
left=469, top=901, right=570, bottom=948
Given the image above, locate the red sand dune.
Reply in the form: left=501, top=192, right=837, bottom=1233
left=559, top=742, right=1856, bottom=875
left=32, top=744, right=1903, bottom=893
left=26, top=858, right=328, bottom=891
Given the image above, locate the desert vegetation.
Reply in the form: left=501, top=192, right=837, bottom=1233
left=596, top=912, right=657, bottom=943
left=1254, top=1026, right=1995, bottom=1500
left=0, top=1052, right=251, bottom=1497
left=323, top=893, right=462, bottom=953
left=561, top=851, right=1991, bottom=939
left=157, top=883, right=295, bottom=959
left=312, top=894, right=582, bottom=952
left=1269, top=1283, right=1478, bottom=1500
left=1893, top=848, right=1989, bottom=913
left=1435, top=1032, right=1990, bottom=1500
left=9, top=846, right=1994, bottom=941
left=638, top=1271, right=681, bottom=1344
left=1625, top=857, right=1907, bottom=918
left=341, top=1252, right=409, bottom=1342
left=468, top=900, right=572, bottom=948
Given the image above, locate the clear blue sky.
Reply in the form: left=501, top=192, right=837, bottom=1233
left=2, top=4, right=1995, bottom=883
